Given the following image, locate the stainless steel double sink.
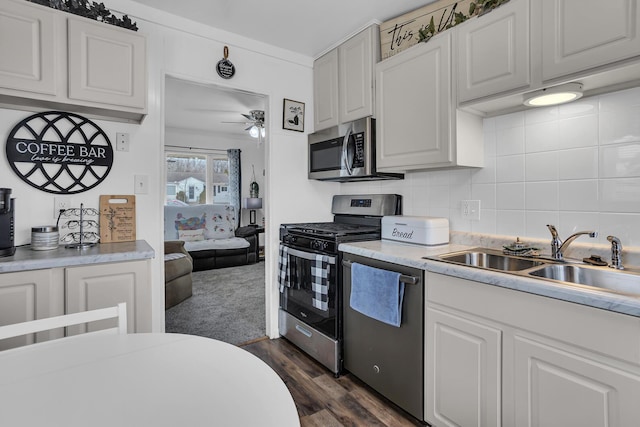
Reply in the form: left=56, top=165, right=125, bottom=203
left=427, top=248, right=640, bottom=297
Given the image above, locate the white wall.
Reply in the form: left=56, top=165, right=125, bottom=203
left=343, top=86, right=640, bottom=248
left=0, top=0, right=337, bottom=335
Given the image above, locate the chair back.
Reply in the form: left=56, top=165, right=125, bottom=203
left=0, top=303, right=127, bottom=343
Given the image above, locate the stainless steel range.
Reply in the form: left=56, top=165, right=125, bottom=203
left=278, top=194, right=402, bottom=375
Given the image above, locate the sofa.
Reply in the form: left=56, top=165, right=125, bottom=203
left=164, top=204, right=258, bottom=271
left=164, top=240, right=193, bottom=309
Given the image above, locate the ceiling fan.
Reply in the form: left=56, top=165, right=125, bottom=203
left=222, top=110, right=265, bottom=140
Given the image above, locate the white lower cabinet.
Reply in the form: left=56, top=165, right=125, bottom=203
left=0, top=260, right=151, bottom=349
left=426, top=306, right=502, bottom=427
left=0, top=269, right=64, bottom=350
left=513, top=334, right=640, bottom=426
left=65, top=260, right=151, bottom=335
left=426, top=271, right=640, bottom=427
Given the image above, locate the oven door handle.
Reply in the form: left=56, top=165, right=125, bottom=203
left=342, top=260, right=420, bottom=285
left=281, top=244, right=336, bottom=264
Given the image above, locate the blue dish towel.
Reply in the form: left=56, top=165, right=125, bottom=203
left=350, top=262, right=404, bottom=327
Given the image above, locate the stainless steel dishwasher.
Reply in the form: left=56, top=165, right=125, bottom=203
left=342, top=253, right=424, bottom=421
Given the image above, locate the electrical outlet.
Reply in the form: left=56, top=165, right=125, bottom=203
left=116, top=133, right=130, bottom=152
left=54, top=196, right=72, bottom=218
left=461, top=200, right=481, bottom=221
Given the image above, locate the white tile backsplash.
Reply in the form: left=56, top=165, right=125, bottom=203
left=343, top=87, right=640, bottom=249
left=558, top=147, right=598, bottom=180
left=557, top=115, right=599, bottom=149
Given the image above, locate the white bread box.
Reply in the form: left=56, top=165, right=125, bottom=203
left=381, top=215, right=449, bottom=246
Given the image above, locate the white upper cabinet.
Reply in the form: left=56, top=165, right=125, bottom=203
left=68, top=17, right=146, bottom=110
left=339, top=25, right=379, bottom=123
left=0, top=0, right=147, bottom=122
left=376, top=33, right=483, bottom=171
left=536, top=0, right=640, bottom=82
left=457, top=0, right=640, bottom=114
left=0, top=0, right=57, bottom=96
left=313, top=25, right=378, bottom=131
left=457, top=0, right=530, bottom=103
left=313, top=49, right=339, bottom=131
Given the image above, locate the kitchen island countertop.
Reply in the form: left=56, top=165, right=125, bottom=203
left=339, top=239, right=640, bottom=318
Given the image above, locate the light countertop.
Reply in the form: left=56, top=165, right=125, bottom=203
left=0, top=240, right=155, bottom=273
left=339, top=238, right=640, bottom=318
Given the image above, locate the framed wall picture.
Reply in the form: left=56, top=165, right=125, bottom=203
left=283, top=99, right=305, bottom=132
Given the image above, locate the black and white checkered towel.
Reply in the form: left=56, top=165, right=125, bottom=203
left=278, top=244, right=290, bottom=293
left=311, top=254, right=331, bottom=311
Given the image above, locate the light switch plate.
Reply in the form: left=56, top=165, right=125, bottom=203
left=134, top=174, right=148, bottom=194
left=116, top=133, right=130, bottom=152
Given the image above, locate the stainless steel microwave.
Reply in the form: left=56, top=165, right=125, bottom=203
left=308, top=117, right=404, bottom=182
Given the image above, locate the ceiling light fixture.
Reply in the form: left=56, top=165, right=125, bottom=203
left=523, top=82, right=584, bottom=107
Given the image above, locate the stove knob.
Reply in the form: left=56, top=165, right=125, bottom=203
left=284, top=235, right=297, bottom=244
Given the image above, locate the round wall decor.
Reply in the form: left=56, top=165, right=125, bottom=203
left=5, top=111, right=113, bottom=194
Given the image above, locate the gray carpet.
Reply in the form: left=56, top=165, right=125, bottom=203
left=165, top=262, right=266, bottom=345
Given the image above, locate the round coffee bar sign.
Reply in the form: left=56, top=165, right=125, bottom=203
left=5, top=111, right=113, bottom=194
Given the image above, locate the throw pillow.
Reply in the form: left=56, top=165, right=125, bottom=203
left=178, top=229, right=205, bottom=242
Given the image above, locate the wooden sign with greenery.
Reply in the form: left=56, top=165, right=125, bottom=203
left=379, top=0, right=510, bottom=60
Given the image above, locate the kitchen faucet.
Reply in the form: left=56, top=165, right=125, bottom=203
left=546, top=224, right=598, bottom=260
left=607, top=235, right=624, bottom=270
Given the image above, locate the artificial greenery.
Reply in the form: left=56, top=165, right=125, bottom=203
left=27, top=0, right=138, bottom=31
left=418, top=0, right=510, bottom=43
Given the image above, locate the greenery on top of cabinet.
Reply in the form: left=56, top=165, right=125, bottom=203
left=27, top=0, right=138, bottom=31
left=418, top=0, right=511, bottom=43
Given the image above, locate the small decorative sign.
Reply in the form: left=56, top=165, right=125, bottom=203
left=216, top=46, right=236, bottom=79
left=99, top=195, right=136, bottom=243
left=5, top=111, right=113, bottom=194
left=380, top=0, right=474, bottom=59
left=282, top=99, right=305, bottom=132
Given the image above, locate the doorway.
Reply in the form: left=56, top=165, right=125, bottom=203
left=162, top=76, right=267, bottom=345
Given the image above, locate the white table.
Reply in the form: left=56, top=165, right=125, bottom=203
left=0, top=333, right=300, bottom=426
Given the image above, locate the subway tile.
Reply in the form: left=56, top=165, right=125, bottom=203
left=495, top=111, right=525, bottom=130
left=557, top=98, right=598, bottom=118
left=496, top=210, right=526, bottom=236
left=525, top=105, right=558, bottom=124
left=472, top=208, right=496, bottom=234
left=429, top=185, right=451, bottom=208
left=558, top=147, right=598, bottom=180
left=524, top=121, right=559, bottom=153
left=558, top=212, right=600, bottom=237
left=496, top=155, right=525, bottom=182
left=472, top=183, right=496, bottom=209
left=496, top=182, right=525, bottom=210
left=525, top=151, right=558, bottom=181
left=598, top=212, right=640, bottom=247
left=599, top=109, right=640, bottom=145
left=557, top=115, right=598, bottom=149
left=599, top=178, right=640, bottom=213
left=525, top=182, right=559, bottom=211
left=483, top=116, right=497, bottom=133
left=483, top=129, right=497, bottom=158
left=525, top=210, right=559, bottom=240
left=599, top=87, right=640, bottom=112
left=559, top=180, right=599, bottom=211
left=600, top=143, right=640, bottom=178
left=496, top=126, right=525, bottom=156
left=471, top=155, right=496, bottom=184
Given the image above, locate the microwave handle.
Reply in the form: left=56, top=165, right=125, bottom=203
left=342, top=124, right=353, bottom=175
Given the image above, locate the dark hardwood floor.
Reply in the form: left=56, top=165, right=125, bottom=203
left=241, top=337, right=425, bottom=426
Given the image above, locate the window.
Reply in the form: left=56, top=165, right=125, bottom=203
left=165, top=151, right=229, bottom=205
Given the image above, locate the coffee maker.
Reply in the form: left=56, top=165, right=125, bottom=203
left=0, top=188, right=15, bottom=257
